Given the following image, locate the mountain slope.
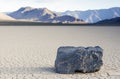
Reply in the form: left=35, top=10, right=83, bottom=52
left=60, top=7, right=120, bottom=23
left=95, top=17, right=120, bottom=25
left=0, top=12, right=15, bottom=21
left=53, top=15, right=84, bottom=23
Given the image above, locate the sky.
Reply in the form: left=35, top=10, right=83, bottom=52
left=0, top=0, right=120, bottom=12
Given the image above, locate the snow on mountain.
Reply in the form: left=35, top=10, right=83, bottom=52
left=59, top=7, right=120, bottom=23
left=0, top=12, right=15, bottom=21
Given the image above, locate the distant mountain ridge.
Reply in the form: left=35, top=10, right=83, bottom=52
left=8, top=7, right=84, bottom=23
left=8, top=7, right=120, bottom=24
left=59, top=7, right=120, bottom=23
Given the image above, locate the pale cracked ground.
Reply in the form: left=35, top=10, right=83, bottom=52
left=0, top=26, right=120, bottom=79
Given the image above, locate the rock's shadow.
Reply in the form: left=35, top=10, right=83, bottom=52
left=0, top=67, right=55, bottom=74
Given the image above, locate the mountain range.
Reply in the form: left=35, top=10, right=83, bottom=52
left=59, top=7, right=120, bottom=23
left=0, top=6, right=120, bottom=24
left=8, top=7, right=83, bottom=23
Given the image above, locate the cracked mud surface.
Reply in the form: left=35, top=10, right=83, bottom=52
left=0, top=26, right=120, bottom=79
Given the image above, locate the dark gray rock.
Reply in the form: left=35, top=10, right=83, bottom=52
left=55, top=46, right=103, bottom=74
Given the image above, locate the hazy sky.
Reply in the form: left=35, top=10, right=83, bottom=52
left=0, top=0, right=120, bottom=12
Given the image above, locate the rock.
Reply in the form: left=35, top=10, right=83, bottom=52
left=55, top=46, right=103, bottom=74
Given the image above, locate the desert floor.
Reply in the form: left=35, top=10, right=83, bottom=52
left=0, top=26, right=120, bottom=79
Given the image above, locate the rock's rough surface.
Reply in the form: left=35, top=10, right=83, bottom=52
left=55, top=46, right=103, bottom=74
